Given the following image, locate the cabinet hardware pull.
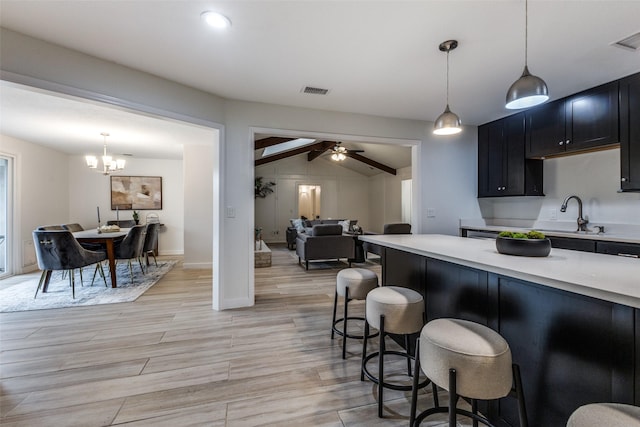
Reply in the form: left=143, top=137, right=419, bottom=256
left=558, top=141, right=564, bottom=145
left=621, top=177, right=627, bottom=182
left=566, top=140, right=571, bottom=144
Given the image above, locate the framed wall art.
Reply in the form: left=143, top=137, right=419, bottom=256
left=110, top=176, right=162, bottom=210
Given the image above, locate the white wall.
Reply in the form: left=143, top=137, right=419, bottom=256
left=478, top=148, right=640, bottom=226
left=0, top=133, right=185, bottom=272
left=1, top=134, right=69, bottom=272
left=183, top=143, right=214, bottom=268
left=1, top=28, right=481, bottom=310
left=367, top=166, right=412, bottom=233
left=255, top=154, right=371, bottom=242
left=67, top=154, right=184, bottom=255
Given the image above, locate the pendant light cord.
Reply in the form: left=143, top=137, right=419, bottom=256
left=524, top=0, right=528, bottom=67
left=446, top=50, right=450, bottom=105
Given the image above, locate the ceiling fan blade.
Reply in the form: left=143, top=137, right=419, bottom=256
left=346, top=149, right=365, bottom=153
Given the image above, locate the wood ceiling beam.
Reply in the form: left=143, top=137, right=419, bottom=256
left=255, top=140, right=332, bottom=166
left=254, top=137, right=296, bottom=150
left=307, top=141, right=336, bottom=161
left=345, top=152, right=397, bottom=175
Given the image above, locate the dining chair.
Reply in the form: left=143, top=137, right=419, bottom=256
left=114, top=225, right=147, bottom=282
left=142, top=222, right=160, bottom=268
left=37, top=225, right=65, bottom=230
left=62, top=223, right=84, bottom=232
left=32, top=230, right=108, bottom=299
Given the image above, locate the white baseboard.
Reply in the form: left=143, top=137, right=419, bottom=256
left=220, top=297, right=254, bottom=310
left=159, top=250, right=184, bottom=256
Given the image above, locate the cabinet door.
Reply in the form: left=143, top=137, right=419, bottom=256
left=502, top=113, right=526, bottom=195
left=526, top=99, right=566, bottom=158
left=478, top=121, right=504, bottom=197
left=620, top=73, right=640, bottom=191
left=565, top=81, right=619, bottom=152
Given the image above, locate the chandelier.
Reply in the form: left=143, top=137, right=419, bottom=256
left=85, top=132, right=126, bottom=175
left=331, top=146, right=347, bottom=161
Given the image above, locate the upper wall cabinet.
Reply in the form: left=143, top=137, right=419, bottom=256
left=620, top=73, right=640, bottom=192
left=526, top=81, right=619, bottom=158
left=478, top=113, right=544, bottom=198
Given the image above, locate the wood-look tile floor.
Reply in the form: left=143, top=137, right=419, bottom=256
left=1, top=247, right=466, bottom=426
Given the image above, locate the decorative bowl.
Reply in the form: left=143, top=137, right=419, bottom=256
left=496, top=236, right=551, bottom=257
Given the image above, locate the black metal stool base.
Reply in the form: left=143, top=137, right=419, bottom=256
left=362, top=350, right=429, bottom=391
left=332, top=316, right=379, bottom=340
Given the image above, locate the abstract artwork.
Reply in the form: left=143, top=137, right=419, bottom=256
left=110, top=176, right=162, bottom=210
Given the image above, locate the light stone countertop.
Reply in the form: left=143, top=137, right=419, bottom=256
left=359, top=234, right=640, bottom=309
left=459, top=219, right=640, bottom=244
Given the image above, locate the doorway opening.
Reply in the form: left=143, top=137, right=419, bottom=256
left=0, top=155, right=12, bottom=278
left=297, top=184, right=321, bottom=220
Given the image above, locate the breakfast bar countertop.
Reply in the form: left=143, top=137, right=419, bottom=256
left=359, top=234, right=640, bottom=309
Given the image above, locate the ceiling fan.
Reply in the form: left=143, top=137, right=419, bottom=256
left=321, top=141, right=364, bottom=161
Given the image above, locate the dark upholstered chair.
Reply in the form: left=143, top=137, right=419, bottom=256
left=364, top=223, right=412, bottom=258
left=107, top=220, right=136, bottom=228
left=295, top=224, right=355, bottom=270
left=62, top=223, right=84, bottom=232
left=37, top=225, right=65, bottom=230
left=32, top=230, right=107, bottom=298
left=114, top=225, right=146, bottom=282
left=142, top=222, right=159, bottom=267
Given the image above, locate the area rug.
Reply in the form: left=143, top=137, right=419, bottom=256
left=0, top=260, right=177, bottom=312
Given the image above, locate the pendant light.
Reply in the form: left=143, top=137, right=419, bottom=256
left=85, top=132, right=126, bottom=175
left=433, top=40, right=462, bottom=136
left=505, top=0, right=549, bottom=109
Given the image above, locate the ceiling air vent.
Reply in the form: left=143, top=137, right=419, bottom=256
left=302, top=86, right=330, bottom=95
left=612, top=32, right=640, bottom=52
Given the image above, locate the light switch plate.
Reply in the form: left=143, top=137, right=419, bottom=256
left=427, top=208, right=436, bottom=218
left=226, top=206, right=236, bottom=218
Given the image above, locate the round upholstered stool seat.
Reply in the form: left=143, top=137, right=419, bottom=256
left=567, top=403, right=640, bottom=427
left=422, top=318, right=512, bottom=399
left=361, top=286, right=431, bottom=418
left=331, top=268, right=379, bottom=359
left=337, top=268, right=379, bottom=299
left=410, top=318, right=528, bottom=427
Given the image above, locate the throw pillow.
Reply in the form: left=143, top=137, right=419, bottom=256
left=291, top=219, right=305, bottom=233
left=338, top=219, right=350, bottom=233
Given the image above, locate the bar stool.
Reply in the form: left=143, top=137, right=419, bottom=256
left=331, top=268, right=379, bottom=359
left=567, top=403, right=640, bottom=427
left=361, top=286, right=432, bottom=418
left=410, top=318, right=528, bottom=427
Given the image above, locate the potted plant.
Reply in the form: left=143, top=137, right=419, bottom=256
left=496, top=230, right=551, bottom=257
left=255, top=177, right=276, bottom=198
left=132, top=210, right=140, bottom=225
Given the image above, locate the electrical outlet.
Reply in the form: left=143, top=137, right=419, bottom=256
left=549, top=208, right=557, bottom=220
left=226, top=206, right=235, bottom=218
left=427, top=208, right=436, bottom=218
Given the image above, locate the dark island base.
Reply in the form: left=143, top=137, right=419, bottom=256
left=381, top=247, right=638, bottom=427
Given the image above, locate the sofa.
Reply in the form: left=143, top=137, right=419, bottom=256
left=295, top=224, right=355, bottom=270
left=286, top=218, right=357, bottom=249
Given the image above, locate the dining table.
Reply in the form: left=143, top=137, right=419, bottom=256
left=73, top=228, right=129, bottom=288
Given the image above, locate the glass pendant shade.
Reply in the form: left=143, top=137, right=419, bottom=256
left=433, top=104, right=462, bottom=135
left=85, top=155, right=98, bottom=169
left=505, top=65, right=549, bottom=109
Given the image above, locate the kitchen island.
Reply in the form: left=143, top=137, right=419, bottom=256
left=359, top=234, right=640, bottom=427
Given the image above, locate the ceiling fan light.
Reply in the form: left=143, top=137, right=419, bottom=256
left=505, top=65, right=549, bottom=109
left=433, top=105, right=462, bottom=135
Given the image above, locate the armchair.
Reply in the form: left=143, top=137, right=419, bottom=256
left=295, top=224, right=355, bottom=270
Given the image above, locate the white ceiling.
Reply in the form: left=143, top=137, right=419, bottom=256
left=1, top=1, right=639, bottom=163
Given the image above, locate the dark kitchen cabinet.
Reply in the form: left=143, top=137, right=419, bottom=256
left=478, top=113, right=543, bottom=197
left=525, top=99, right=566, bottom=157
left=620, top=73, right=640, bottom=191
left=526, top=82, right=619, bottom=158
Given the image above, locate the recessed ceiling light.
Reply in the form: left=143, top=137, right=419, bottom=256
left=201, top=11, right=231, bottom=29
